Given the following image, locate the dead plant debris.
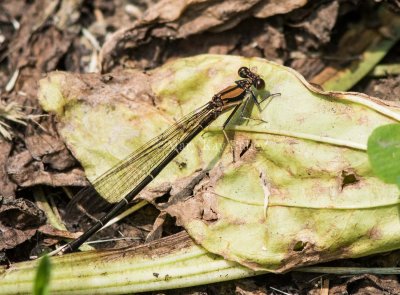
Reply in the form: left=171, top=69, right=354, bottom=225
left=1, top=0, right=400, bottom=294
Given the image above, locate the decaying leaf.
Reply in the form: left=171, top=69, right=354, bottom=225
left=6, top=150, right=87, bottom=188
left=37, top=55, right=400, bottom=272
left=0, top=198, right=46, bottom=250
left=290, top=0, right=339, bottom=44
left=100, top=0, right=307, bottom=71
left=38, top=224, right=82, bottom=240
left=24, top=133, right=77, bottom=171
left=310, top=8, right=400, bottom=90
left=330, top=274, right=400, bottom=294
left=0, top=0, right=87, bottom=197
left=0, top=141, right=16, bottom=198
left=145, top=211, right=167, bottom=243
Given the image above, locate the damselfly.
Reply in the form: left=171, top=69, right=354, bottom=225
left=61, top=67, right=271, bottom=253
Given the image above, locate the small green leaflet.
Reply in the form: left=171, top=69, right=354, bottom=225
left=367, top=123, right=400, bottom=187
left=33, top=255, right=51, bottom=295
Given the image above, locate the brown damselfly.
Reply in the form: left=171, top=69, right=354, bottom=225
left=58, top=67, right=273, bottom=254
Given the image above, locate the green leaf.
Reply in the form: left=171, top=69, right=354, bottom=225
left=33, top=255, right=51, bottom=295
left=367, top=123, right=400, bottom=187
left=36, top=54, right=400, bottom=272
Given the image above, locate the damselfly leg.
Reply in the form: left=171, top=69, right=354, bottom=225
left=239, top=92, right=281, bottom=124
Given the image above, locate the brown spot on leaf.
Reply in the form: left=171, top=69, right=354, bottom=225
left=367, top=226, right=382, bottom=240
left=340, top=169, right=360, bottom=190
left=293, top=240, right=308, bottom=252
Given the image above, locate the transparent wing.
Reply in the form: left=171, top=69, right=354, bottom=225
left=67, top=102, right=214, bottom=215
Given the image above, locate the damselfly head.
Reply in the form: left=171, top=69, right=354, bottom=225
left=238, top=66, right=265, bottom=90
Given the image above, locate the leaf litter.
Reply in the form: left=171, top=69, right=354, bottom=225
left=1, top=0, right=400, bottom=293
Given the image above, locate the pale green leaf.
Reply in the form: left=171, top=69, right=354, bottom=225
left=36, top=55, right=400, bottom=272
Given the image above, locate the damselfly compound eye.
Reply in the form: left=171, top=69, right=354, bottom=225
left=255, top=78, right=265, bottom=90
left=238, top=67, right=250, bottom=78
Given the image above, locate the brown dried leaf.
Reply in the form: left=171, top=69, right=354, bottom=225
left=7, top=0, right=82, bottom=71
left=0, top=141, right=16, bottom=198
left=0, top=0, right=26, bottom=21
left=100, top=0, right=307, bottom=71
left=235, top=280, right=268, bottom=295
left=292, top=1, right=339, bottom=44
left=343, top=274, right=400, bottom=295
left=145, top=211, right=167, bottom=243
left=253, top=0, right=307, bottom=18
left=7, top=150, right=87, bottom=187
left=0, top=198, right=45, bottom=229
left=0, top=198, right=46, bottom=250
left=4, top=0, right=84, bottom=105
left=140, top=170, right=208, bottom=225
left=366, top=76, right=400, bottom=102
left=0, top=0, right=86, bottom=198
left=310, top=8, right=400, bottom=90
left=38, top=224, right=81, bottom=240
left=25, top=133, right=64, bottom=159
left=0, top=225, right=36, bottom=251
left=25, top=133, right=76, bottom=171
left=142, top=0, right=260, bottom=36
